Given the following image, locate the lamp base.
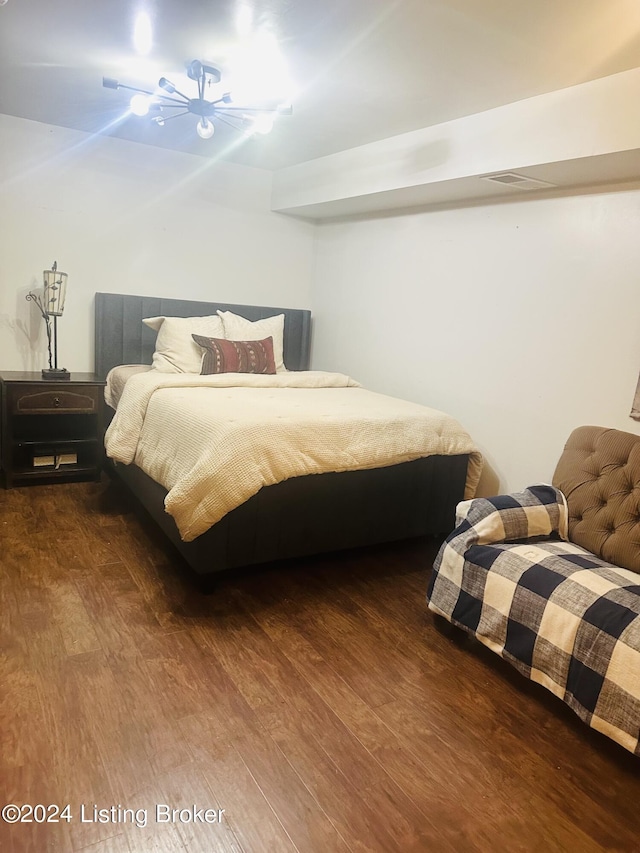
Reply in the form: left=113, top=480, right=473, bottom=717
left=42, top=368, right=70, bottom=381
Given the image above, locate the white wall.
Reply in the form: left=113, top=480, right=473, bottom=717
left=310, top=188, right=640, bottom=494
left=4, top=114, right=640, bottom=498
left=0, top=114, right=315, bottom=373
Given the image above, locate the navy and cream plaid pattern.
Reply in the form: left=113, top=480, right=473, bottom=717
left=427, top=485, right=640, bottom=755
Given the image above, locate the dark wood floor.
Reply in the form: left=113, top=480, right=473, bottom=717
left=1, top=480, right=639, bottom=853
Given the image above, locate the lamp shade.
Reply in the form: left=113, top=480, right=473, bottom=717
left=43, top=268, right=68, bottom=316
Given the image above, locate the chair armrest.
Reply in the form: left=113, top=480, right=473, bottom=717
left=447, top=484, right=568, bottom=550
left=428, top=485, right=568, bottom=610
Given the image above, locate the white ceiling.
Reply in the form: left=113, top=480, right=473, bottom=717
left=2, top=0, right=640, bottom=171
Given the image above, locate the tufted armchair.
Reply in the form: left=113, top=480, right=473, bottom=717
left=552, top=426, right=640, bottom=573
left=428, top=426, right=640, bottom=755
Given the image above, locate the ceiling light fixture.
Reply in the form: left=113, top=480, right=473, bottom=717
left=103, top=59, right=292, bottom=139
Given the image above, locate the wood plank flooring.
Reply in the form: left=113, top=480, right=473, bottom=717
left=1, top=478, right=639, bottom=853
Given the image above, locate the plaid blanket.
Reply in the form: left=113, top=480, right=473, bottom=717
left=427, top=485, right=640, bottom=755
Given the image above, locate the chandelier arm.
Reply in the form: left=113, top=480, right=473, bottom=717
left=211, top=106, right=278, bottom=113
left=156, top=96, right=191, bottom=107
left=155, top=110, right=191, bottom=122
left=169, top=86, right=191, bottom=102
left=214, top=114, right=248, bottom=132
left=113, top=82, right=155, bottom=97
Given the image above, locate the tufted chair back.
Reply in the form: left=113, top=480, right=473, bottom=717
left=552, top=425, right=640, bottom=574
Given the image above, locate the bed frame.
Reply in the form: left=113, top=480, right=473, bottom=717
left=95, top=292, right=470, bottom=580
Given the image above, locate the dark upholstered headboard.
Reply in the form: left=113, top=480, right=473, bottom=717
left=94, top=292, right=312, bottom=380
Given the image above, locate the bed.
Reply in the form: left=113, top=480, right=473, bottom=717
left=95, top=292, right=481, bottom=580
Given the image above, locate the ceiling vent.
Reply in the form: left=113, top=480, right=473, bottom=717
left=481, top=172, right=556, bottom=190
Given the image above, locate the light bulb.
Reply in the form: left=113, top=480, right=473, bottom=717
left=133, top=11, right=152, bottom=56
left=130, top=94, right=151, bottom=116
left=152, top=115, right=165, bottom=127
left=252, top=114, right=274, bottom=135
left=196, top=118, right=215, bottom=139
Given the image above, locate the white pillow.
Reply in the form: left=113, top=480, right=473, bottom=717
left=143, top=315, right=225, bottom=373
left=217, top=311, right=286, bottom=372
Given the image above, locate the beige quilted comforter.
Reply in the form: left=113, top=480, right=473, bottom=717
left=105, top=370, right=482, bottom=541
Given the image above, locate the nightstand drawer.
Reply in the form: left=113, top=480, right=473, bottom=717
left=8, top=386, right=100, bottom=414
left=1, top=372, right=106, bottom=488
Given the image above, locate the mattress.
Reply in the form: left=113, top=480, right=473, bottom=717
left=105, top=369, right=483, bottom=541
left=105, top=364, right=152, bottom=409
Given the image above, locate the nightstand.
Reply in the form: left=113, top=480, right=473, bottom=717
left=0, top=371, right=106, bottom=488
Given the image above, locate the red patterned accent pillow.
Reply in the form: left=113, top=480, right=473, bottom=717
left=192, top=334, right=276, bottom=375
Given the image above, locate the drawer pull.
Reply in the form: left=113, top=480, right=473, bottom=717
left=54, top=397, right=61, bottom=408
